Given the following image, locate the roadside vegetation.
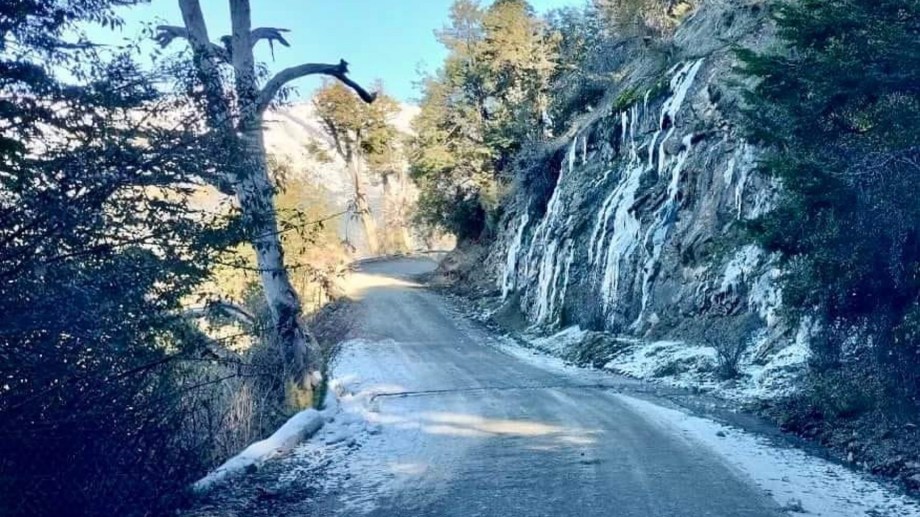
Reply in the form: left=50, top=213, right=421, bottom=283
left=737, top=0, right=920, bottom=480
left=408, top=0, right=694, bottom=242
left=421, top=0, right=920, bottom=489
left=0, top=1, right=390, bottom=515
left=5, top=0, right=920, bottom=514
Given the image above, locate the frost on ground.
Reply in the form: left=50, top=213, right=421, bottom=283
left=280, top=338, right=476, bottom=514
left=516, top=324, right=809, bottom=403
left=605, top=337, right=810, bottom=402
left=525, top=325, right=590, bottom=356
left=616, top=394, right=920, bottom=517
left=191, top=337, right=404, bottom=493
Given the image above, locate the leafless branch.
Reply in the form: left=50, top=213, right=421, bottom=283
left=186, top=300, right=256, bottom=327
left=250, top=27, right=290, bottom=57
left=256, top=59, right=376, bottom=114
left=154, top=25, right=230, bottom=62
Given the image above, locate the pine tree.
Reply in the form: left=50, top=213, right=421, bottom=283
left=409, top=0, right=559, bottom=239
left=738, top=0, right=920, bottom=401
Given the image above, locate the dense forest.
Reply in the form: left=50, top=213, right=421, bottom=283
left=2, top=0, right=920, bottom=515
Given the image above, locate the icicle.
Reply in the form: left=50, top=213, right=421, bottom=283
left=520, top=135, right=581, bottom=327
left=629, top=105, right=639, bottom=160
left=723, top=153, right=737, bottom=186
left=501, top=213, right=530, bottom=299
left=632, top=134, right=696, bottom=329
left=722, top=143, right=754, bottom=220
left=557, top=242, right=576, bottom=317
left=567, top=135, right=578, bottom=176
left=594, top=157, right=645, bottom=313
left=621, top=111, right=629, bottom=145
left=643, top=89, right=652, bottom=118
left=586, top=59, right=705, bottom=328
left=734, top=144, right=753, bottom=219
left=531, top=239, right=559, bottom=324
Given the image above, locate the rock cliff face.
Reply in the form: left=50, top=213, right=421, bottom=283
left=483, top=1, right=805, bottom=396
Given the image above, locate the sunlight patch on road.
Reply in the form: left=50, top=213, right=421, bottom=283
left=342, top=272, right=422, bottom=300
left=388, top=462, right=429, bottom=475
left=365, top=409, right=599, bottom=444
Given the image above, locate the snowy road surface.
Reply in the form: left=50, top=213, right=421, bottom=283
left=265, top=258, right=920, bottom=517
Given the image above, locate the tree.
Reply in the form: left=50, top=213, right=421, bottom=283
left=313, top=81, right=402, bottom=255
left=592, top=0, right=694, bottom=37
left=203, top=156, right=349, bottom=313
left=0, top=2, right=242, bottom=515
left=156, top=0, right=376, bottom=393
left=738, top=0, right=920, bottom=404
left=409, top=0, right=559, bottom=240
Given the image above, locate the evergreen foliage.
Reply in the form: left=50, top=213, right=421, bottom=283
left=408, top=0, right=559, bottom=240
left=0, top=2, right=250, bottom=515
left=738, top=0, right=920, bottom=408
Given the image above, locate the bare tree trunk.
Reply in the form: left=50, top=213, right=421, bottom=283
left=229, top=0, right=313, bottom=389
left=381, top=169, right=411, bottom=253
left=236, top=122, right=313, bottom=383
left=380, top=171, right=394, bottom=253
left=350, top=156, right=379, bottom=256
left=396, top=168, right=413, bottom=251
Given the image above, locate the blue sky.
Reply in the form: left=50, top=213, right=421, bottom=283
left=90, top=0, right=584, bottom=103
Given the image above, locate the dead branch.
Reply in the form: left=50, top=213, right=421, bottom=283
left=256, top=59, right=376, bottom=114
left=154, top=25, right=229, bottom=62
left=186, top=300, right=257, bottom=327
left=250, top=27, right=290, bottom=56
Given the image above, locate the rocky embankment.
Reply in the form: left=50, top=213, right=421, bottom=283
left=436, top=0, right=920, bottom=492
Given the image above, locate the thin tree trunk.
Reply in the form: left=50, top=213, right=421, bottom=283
left=395, top=168, right=412, bottom=252
left=380, top=171, right=394, bottom=253
left=381, top=170, right=411, bottom=253
left=228, top=0, right=314, bottom=391
left=350, top=156, right=379, bottom=256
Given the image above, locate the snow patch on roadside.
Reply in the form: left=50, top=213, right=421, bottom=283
left=607, top=340, right=718, bottom=388
left=194, top=406, right=326, bottom=491
left=504, top=323, right=808, bottom=403
left=733, top=340, right=810, bottom=401
left=604, top=338, right=808, bottom=403
left=282, top=337, right=481, bottom=514
left=617, top=394, right=920, bottom=517
left=492, top=333, right=580, bottom=376
left=193, top=339, right=402, bottom=493
left=524, top=325, right=590, bottom=355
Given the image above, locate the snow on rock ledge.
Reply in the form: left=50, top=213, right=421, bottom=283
left=517, top=327, right=809, bottom=403
left=604, top=338, right=810, bottom=403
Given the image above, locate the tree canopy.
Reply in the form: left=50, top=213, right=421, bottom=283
left=409, top=0, right=559, bottom=240
left=738, top=0, right=920, bottom=404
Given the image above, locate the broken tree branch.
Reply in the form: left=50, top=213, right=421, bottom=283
left=250, top=27, right=290, bottom=56
left=155, top=24, right=229, bottom=62
left=255, top=59, right=376, bottom=114
left=185, top=300, right=257, bottom=327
